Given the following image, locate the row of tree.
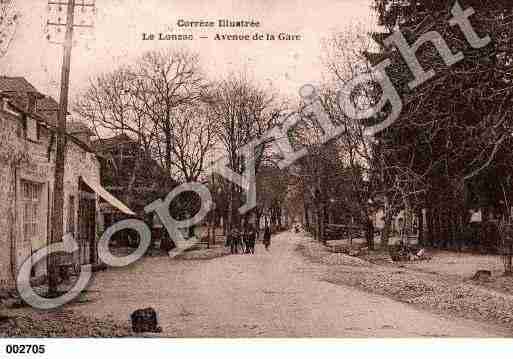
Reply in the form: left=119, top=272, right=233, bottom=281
left=74, top=50, right=288, bottom=238
left=74, top=0, right=513, bottom=250
left=290, top=0, right=513, bottom=249
left=369, top=0, right=513, bottom=249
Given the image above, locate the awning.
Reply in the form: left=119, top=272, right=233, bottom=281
left=81, top=176, right=136, bottom=216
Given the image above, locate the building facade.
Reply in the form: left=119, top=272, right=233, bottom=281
left=0, top=77, right=106, bottom=289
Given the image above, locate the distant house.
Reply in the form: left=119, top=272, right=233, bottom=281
left=0, top=76, right=133, bottom=289
left=92, top=134, right=177, bottom=233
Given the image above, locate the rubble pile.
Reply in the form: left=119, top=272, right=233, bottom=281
left=321, top=253, right=371, bottom=267
left=328, top=263, right=513, bottom=329
left=177, top=245, right=230, bottom=260
left=299, top=237, right=513, bottom=331
left=0, top=310, right=133, bottom=337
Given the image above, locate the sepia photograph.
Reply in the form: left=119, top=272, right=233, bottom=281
left=1, top=0, right=513, bottom=356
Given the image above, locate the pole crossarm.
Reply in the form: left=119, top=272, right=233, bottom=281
left=48, top=1, right=95, bottom=6
left=47, top=21, right=94, bottom=28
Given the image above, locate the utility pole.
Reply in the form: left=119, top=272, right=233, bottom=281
left=47, top=0, right=95, bottom=295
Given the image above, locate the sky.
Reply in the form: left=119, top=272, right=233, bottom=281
left=0, top=0, right=376, bottom=102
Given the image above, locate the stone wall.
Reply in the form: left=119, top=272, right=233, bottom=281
left=0, top=164, right=15, bottom=288
left=62, top=140, right=101, bottom=265
left=0, top=105, right=101, bottom=290
left=0, top=107, right=26, bottom=288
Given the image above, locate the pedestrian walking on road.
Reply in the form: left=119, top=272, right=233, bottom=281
left=242, top=225, right=250, bottom=254
left=263, top=226, right=271, bottom=251
left=243, top=226, right=250, bottom=254
left=236, top=228, right=245, bottom=254
left=229, top=228, right=241, bottom=255
left=245, top=224, right=256, bottom=254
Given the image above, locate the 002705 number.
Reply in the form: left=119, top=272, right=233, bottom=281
left=5, top=344, right=46, bottom=354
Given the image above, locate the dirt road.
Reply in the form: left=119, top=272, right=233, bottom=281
left=71, top=231, right=509, bottom=337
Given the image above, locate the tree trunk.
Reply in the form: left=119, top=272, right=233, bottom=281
left=366, top=216, right=375, bottom=250
left=441, top=207, right=449, bottom=249
left=426, top=205, right=434, bottom=247
left=381, top=212, right=393, bottom=249
left=234, top=187, right=243, bottom=232
left=436, top=209, right=443, bottom=248
left=418, top=207, right=424, bottom=246
left=227, top=182, right=234, bottom=235
left=126, top=148, right=143, bottom=209
left=209, top=209, right=215, bottom=247
left=304, top=202, right=310, bottom=230
left=315, top=205, right=321, bottom=242
left=164, top=121, right=172, bottom=173
left=449, top=208, right=456, bottom=250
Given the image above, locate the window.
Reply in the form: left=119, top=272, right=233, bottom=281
left=17, top=115, right=27, bottom=138
left=21, top=181, right=42, bottom=243
left=36, top=123, right=42, bottom=141
left=25, top=117, right=38, bottom=141
left=21, top=181, right=44, bottom=278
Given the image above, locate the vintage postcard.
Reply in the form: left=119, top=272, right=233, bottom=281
left=1, top=0, right=513, bottom=355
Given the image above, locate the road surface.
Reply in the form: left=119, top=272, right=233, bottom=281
left=72, top=231, right=508, bottom=337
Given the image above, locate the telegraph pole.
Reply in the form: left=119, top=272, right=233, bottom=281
left=47, top=0, right=94, bottom=295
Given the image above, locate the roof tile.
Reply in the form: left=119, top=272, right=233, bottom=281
left=0, top=76, right=40, bottom=93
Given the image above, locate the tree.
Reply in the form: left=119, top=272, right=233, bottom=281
left=368, top=0, right=513, bottom=248
left=256, top=165, right=289, bottom=229
left=157, top=104, right=215, bottom=183
left=74, top=67, right=160, bottom=208
left=75, top=49, right=215, bottom=184
left=0, top=0, right=18, bottom=57
left=207, top=73, right=283, bottom=233
left=132, top=50, right=208, bottom=176
left=289, top=94, right=347, bottom=243
left=75, top=49, right=215, bottom=248
left=314, top=24, right=426, bottom=249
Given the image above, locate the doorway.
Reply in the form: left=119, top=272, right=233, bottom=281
left=78, top=181, right=97, bottom=265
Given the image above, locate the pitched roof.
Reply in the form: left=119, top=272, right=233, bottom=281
left=33, top=96, right=60, bottom=128
left=0, top=77, right=97, bottom=154
left=92, top=134, right=135, bottom=151
left=37, top=96, right=59, bottom=111
left=0, top=77, right=68, bottom=128
left=0, top=76, right=41, bottom=94
left=67, top=121, right=94, bottom=136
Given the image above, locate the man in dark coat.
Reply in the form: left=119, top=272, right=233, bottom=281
left=229, top=228, right=241, bottom=254
left=245, top=224, right=257, bottom=254
left=263, top=226, right=271, bottom=251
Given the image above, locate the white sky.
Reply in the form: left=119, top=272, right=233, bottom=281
left=1, top=0, right=375, bottom=101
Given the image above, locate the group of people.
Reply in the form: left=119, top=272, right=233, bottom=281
left=228, top=225, right=272, bottom=255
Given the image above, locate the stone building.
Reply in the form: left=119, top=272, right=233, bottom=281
left=92, top=134, right=177, bottom=249
left=0, top=76, right=132, bottom=289
left=92, top=133, right=177, bottom=218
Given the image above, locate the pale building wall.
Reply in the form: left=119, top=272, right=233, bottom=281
left=0, top=105, right=29, bottom=288
left=0, top=164, right=15, bottom=288
left=62, top=141, right=101, bottom=231
left=0, top=105, right=101, bottom=290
